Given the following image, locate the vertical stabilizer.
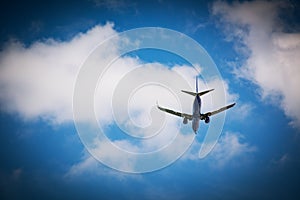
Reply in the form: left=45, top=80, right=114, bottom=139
left=196, top=76, right=198, bottom=93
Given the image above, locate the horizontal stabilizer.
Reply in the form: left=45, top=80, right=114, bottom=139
left=198, top=89, right=214, bottom=96
left=181, top=90, right=197, bottom=96
left=181, top=89, right=214, bottom=96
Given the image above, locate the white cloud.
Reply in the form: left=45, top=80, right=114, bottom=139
left=0, top=22, right=116, bottom=124
left=65, top=150, right=142, bottom=181
left=212, top=1, right=300, bottom=129
left=66, top=153, right=98, bottom=177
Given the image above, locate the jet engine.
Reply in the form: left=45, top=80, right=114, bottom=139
left=204, top=116, right=210, bottom=124
left=183, top=117, right=188, bottom=124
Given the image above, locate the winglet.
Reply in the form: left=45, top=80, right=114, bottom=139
left=156, top=100, right=161, bottom=110
left=226, top=103, right=236, bottom=109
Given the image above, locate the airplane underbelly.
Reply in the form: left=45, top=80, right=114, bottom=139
left=193, top=97, right=201, bottom=116
left=192, top=118, right=199, bottom=132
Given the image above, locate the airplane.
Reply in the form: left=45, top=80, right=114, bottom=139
left=157, top=77, right=235, bottom=134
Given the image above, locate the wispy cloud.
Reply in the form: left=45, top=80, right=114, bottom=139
left=183, top=131, right=256, bottom=168
left=270, top=153, right=290, bottom=169
left=229, top=102, right=254, bottom=121
left=64, top=150, right=143, bottom=181
left=209, top=131, right=257, bottom=168
left=212, top=0, right=300, bottom=129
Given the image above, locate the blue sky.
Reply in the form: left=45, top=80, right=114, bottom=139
left=1, top=0, right=300, bottom=199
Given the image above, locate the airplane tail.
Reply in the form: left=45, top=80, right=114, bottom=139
left=181, top=76, right=214, bottom=96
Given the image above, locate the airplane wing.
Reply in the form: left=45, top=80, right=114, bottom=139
left=203, top=103, right=236, bottom=117
left=157, top=104, right=193, bottom=120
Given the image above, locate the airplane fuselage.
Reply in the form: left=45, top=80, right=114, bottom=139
left=192, top=95, right=201, bottom=133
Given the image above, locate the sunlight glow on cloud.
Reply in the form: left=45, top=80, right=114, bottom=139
left=212, top=0, right=300, bottom=129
